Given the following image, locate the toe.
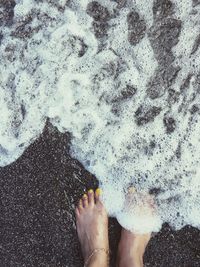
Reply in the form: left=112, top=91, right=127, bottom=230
left=82, top=193, right=89, bottom=208
left=95, top=188, right=102, bottom=203
left=78, top=199, right=83, bottom=212
left=88, top=189, right=94, bottom=205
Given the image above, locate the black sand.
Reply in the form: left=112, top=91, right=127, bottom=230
left=0, top=122, right=200, bottom=267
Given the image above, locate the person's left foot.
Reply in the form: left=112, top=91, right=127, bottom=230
left=75, top=188, right=109, bottom=266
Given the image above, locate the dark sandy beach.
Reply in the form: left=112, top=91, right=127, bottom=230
left=0, top=122, right=200, bottom=267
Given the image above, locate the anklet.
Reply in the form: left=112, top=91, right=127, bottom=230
left=84, top=248, right=109, bottom=267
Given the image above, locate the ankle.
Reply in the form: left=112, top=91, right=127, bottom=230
left=118, top=239, right=145, bottom=267
left=118, top=238, right=145, bottom=257
left=85, top=249, right=109, bottom=267
left=118, top=254, right=143, bottom=267
left=131, top=241, right=146, bottom=256
left=89, top=257, right=108, bottom=267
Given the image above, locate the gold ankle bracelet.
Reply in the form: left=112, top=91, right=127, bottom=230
left=84, top=248, right=109, bottom=267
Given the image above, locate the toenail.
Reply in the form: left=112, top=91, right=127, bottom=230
left=128, top=186, right=136, bottom=194
left=96, top=188, right=102, bottom=196
left=88, top=189, right=93, bottom=194
left=83, top=194, right=87, bottom=198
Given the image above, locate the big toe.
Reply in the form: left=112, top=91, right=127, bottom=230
left=95, top=188, right=102, bottom=203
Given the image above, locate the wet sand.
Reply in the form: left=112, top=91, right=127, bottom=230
left=0, top=122, right=200, bottom=267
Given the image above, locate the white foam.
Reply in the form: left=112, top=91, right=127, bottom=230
left=1, top=0, right=200, bottom=233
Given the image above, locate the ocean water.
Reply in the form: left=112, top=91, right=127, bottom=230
left=1, top=0, right=200, bottom=233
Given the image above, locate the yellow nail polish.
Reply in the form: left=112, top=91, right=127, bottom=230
left=88, top=189, right=93, bottom=193
left=83, top=193, right=87, bottom=198
left=96, top=188, right=102, bottom=196
left=128, top=186, right=136, bottom=194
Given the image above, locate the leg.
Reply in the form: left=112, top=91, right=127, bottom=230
left=75, top=188, right=109, bottom=267
left=117, top=228, right=150, bottom=267
left=117, top=189, right=154, bottom=267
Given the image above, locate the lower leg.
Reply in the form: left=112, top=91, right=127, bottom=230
left=117, top=229, right=150, bottom=267
left=117, top=189, right=154, bottom=267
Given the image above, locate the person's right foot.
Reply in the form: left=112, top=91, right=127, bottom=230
left=117, top=228, right=150, bottom=267
left=117, top=188, right=153, bottom=267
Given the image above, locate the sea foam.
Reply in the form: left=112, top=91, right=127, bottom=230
left=0, top=0, right=200, bottom=233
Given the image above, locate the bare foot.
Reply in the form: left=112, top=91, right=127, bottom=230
left=117, top=229, right=150, bottom=267
left=75, top=188, right=109, bottom=267
left=117, top=188, right=154, bottom=267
